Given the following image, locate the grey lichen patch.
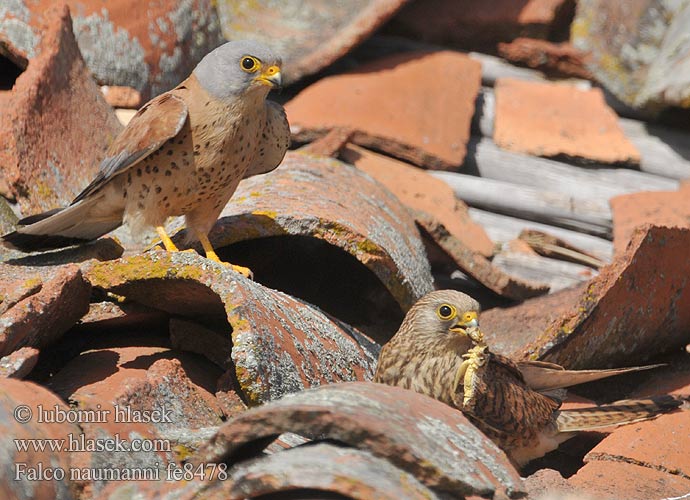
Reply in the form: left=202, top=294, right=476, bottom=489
left=0, top=0, right=38, bottom=58
left=72, top=9, right=149, bottom=92
left=149, top=0, right=223, bottom=96
left=417, top=416, right=521, bottom=497
left=229, top=279, right=376, bottom=405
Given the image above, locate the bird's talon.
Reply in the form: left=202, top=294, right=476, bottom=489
left=231, top=263, right=253, bottom=279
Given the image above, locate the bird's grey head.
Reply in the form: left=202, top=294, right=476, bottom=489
left=399, top=290, right=481, bottom=342
left=194, top=40, right=283, bottom=100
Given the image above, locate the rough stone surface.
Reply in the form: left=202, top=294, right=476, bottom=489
left=0, top=346, right=38, bottom=378
left=572, top=0, right=690, bottom=109
left=417, top=214, right=550, bottom=300
left=196, top=382, right=524, bottom=498
left=569, top=460, right=690, bottom=500
left=201, top=151, right=434, bottom=318
left=388, top=0, right=573, bottom=49
left=342, top=144, right=495, bottom=258
left=610, top=184, right=690, bottom=257
left=0, top=5, right=122, bottom=215
left=83, top=251, right=379, bottom=406
left=286, top=52, right=482, bottom=169
left=229, top=443, right=440, bottom=499
left=498, top=38, right=593, bottom=79
left=0, top=264, right=91, bottom=356
left=216, top=0, right=407, bottom=85
left=523, top=226, right=690, bottom=368
left=0, top=0, right=224, bottom=101
left=0, top=378, right=81, bottom=500
left=494, top=78, right=640, bottom=165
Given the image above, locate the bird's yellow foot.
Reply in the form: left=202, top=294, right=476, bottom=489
left=453, top=345, right=488, bottom=407
left=155, top=226, right=180, bottom=252
left=196, top=231, right=253, bottom=278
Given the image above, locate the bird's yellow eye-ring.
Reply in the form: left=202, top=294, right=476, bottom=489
left=240, top=56, right=260, bottom=73
left=437, top=304, right=457, bottom=320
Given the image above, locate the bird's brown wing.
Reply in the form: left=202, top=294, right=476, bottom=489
left=73, top=92, right=188, bottom=203
left=461, top=353, right=561, bottom=450
left=517, top=360, right=665, bottom=393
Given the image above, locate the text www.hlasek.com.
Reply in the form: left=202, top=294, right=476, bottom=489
left=14, top=434, right=171, bottom=454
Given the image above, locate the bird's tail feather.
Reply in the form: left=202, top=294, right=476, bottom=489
left=556, top=395, right=688, bottom=433
left=1, top=198, right=122, bottom=252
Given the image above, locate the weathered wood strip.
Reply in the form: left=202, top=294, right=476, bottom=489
left=431, top=171, right=612, bottom=237
left=463, top=136, right=679, bottom=198
left=467, top=208, right=614, bottom=261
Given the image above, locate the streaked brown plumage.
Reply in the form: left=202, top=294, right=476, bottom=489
left=374, top=289, right=688, bottom=467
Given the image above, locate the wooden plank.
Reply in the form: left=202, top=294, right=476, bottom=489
left=619, top=118, right=690, bottom=180
left=467, top=208, right=613, bottom=261
left=490, top=251, right=598, bottom=293
left=463, top=136, right=679, bottom=199
left=431, top=171, right=612, bottom=237
left=467, top=51, right=546, bottom=86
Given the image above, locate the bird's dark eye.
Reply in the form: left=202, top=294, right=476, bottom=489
left=240, top=56, right=259, bottom=72
left=437, top=304, right=456, bottom=320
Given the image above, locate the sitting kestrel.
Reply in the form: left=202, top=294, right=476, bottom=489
left=374, top=289, right=688, bottom=467
left=1, top=40, right=290, bottom=275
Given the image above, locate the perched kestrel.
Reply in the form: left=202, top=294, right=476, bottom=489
left=375, top=289, right=688, bottom=467
left=1, top=40, right=290, bottom=275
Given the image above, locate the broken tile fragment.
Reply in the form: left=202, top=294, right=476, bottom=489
left=0, top=5, right=122, bottom=215
left=342, top=144, right=494, bottom=258
left=388, top=0, right=573, bottom=49
left=198, top=152, right=433, bottom=337
left=494, top=78, right=640, bottom=165
left=0, top=346, right=39, bottom=378
left=83, top=252, right=379, bottom=406
left=229, top=444, right=439, bottom=499
left=498, top=38, right=593, bottom=79
left=169, top=318, right=232, bottom=370
left=610, top=184, right=690, bottom=257
left=580, top=359, right=690, bottom=481
left=569, top=460, right=690, bottom=500
left=416, top=213, right=550, bottom=300
left=196, top=382, right=524, bottom=498
left=216, top=0, right=408, bottom=85
left=100, top=85, right=142, bottom=108
left=480, top=284, right=586, bottom=357
left=0, top=264, right=91, bottom=356
left=286, top=51, right=481, bottom=169
left=0, top=1, right=224, bottom=101
left=523, top=225, right=690, bottom=368
left=572, top=0, right=690, bottom=110
left=0, top=378, right=81, bottom=499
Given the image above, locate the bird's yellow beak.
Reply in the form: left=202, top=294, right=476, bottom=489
left=254, top=65, right=282, bottom=89
left=448, top=311, right=479, bottom=336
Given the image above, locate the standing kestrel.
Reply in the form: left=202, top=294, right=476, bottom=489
left=374, top=289, right=688, bottom=467
left=1, top=40, right=290, bottom=275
